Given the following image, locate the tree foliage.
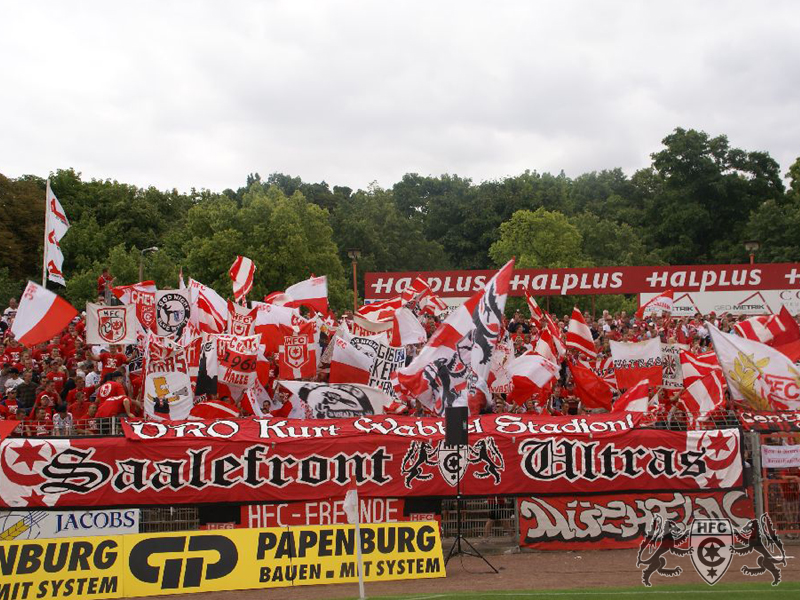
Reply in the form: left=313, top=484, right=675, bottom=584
left=0, top=127, right=797, bottom=313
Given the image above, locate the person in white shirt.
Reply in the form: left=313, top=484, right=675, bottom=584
left=85, top=362, right=101, bottom=389
left=3, top=368, right=22, bottom=393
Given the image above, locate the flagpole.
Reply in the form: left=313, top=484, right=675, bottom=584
left=42, top=179, right=50, bottom=287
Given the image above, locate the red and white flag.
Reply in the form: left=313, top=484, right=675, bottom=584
left=44, top=180, right=70, bottom=286
left=566, top=308, right=596, bottom=358
left=393, top=307, right=428, bottom=345
left=266, top=276, right=328, bottom=313
left=329, top=336, right=374, bottom=385
left=679, top=371, right=725, bottom=422
left=229, top=255, right=255, bottom=301
left=611, top=380, right=652, bottom=413
left=680, top=350, right=721, bottom=388
left=401, top=277, right=447, bottom=316
left=11, top=282, right=77, bottom=348
left=635, top=289, right=673, bottom=319
left=524, top=292, right=544, bottom=325
left=253, top=302, right=303, bottom=353
left=610, top=338, right=663, bottom=390
left=112, top=280, right=157, bottom=332
left=506, top=353, right=559, bottom=406
left=188, top=279, right=228, bottom=334
left=734, top=308, right=800, bottom=347
left=533, top=327, right=557, bottom=363
left=394, top=260, right=514, bottom=411
left=709, top=324, right=800, bottom=411
left=357, top=297, right=402, bottom=322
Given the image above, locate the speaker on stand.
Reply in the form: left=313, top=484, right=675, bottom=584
left=443, top=406, right=498, bottom=573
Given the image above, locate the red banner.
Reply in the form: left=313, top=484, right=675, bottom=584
left=0, top=415, right=743, bottom=508
left=518, top=488, right=755, bottom=550
left=737, top=410, right=800, bottom=432
left=365, top=263, right=800, bottom=299
left=240, top=498, right=407, bottom=528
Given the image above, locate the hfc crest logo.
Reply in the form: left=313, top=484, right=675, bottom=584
left=637, top=515, right=787, bottom=587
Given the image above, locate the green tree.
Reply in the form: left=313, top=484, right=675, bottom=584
left=489, top=208, right=586, bottom=268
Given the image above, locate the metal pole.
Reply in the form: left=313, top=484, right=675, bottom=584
left=749, top=253, right=755, bottom=265
left=750, top=431, right=764, bottom=518
left=42, top=180, right=50, bottom=286
left=138, top=254, right=144, bottom=283
left=352, top=259, right=358, bottom=313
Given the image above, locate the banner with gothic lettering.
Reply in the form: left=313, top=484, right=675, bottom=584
left=0, top=415, right=743, bottom=509
left=518, top=489, right=755, bottom=550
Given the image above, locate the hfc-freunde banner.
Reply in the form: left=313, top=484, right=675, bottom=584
left=0, top=415, right=743, bottom=508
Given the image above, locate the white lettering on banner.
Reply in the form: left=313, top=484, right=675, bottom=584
left=787, top=269, right=800, bottom=286
left=519, top=491, right=750, bottom=545
left=0, top=509, right=139, bottom=539
left=761, top=445, right=800, bottom=468
left=245, top=498, right=403, bottom=528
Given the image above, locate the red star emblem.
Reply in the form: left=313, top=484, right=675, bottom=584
left=707, top=431, right=731, bottom=457
left=12, top=440, right=46, bottom=470
left=21, top=489, right=45, bottom=506
left=705, top=472, right=723, bottom=488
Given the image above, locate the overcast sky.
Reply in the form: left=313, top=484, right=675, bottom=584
left=1, top=1, right=798, bottom=193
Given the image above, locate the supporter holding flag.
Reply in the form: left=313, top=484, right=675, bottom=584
left=635, top=289, right=673, bottom=319
left=11, top=282, right=78, bottom=348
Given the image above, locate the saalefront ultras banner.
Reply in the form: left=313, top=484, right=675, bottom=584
left=0, top=522, right=444, bottom=599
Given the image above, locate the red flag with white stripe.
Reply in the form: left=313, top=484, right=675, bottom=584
left=11, top=282, right=77, bottom=348
left=188, top=279, right=228, bottom=334
left=357, top=297, right=402, bottom=322
left=566, top=308, right=596, bottom=358
left=611, top=380, right=653, bottom=413
left=266, top=276, right=328, bottom=313
left=524, top=292, right=544, bottom=325
left=229, top=255, right=255, bottom=301
left=680, top=350, right=721, bottom=388
left=278, top=321, right=318, bottom=379
left=112, top=280, right=157, bottom=332
left=679, top=371, right=725, bottom=422
left=329, top=336, right=374, bottom=385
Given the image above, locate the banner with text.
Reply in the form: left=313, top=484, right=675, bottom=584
left=0, top=416, right=743, bottom=508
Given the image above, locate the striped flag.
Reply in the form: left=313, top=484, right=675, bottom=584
left=611, top=380, right=653, bottom=413
left=680, top=350, right=721, bottom=388
left=679, top=371, right=725, bottom=422
left=524, top=292, right=544, bottom=325
left=229, top=255, right=255, bottom=301
left=566, top=307, right=597, bottom=358
left=329, top=336, right=374, bottom=385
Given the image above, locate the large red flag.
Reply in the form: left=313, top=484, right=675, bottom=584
left=569, top=360, right=613, bottom=411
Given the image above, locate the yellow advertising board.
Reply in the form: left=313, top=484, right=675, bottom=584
left=0, top=522, right=444, bottom=599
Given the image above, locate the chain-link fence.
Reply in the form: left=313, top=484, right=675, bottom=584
left=139, top=507, right=200, bottom=533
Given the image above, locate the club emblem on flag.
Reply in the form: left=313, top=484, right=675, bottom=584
left=156, top=292, right=190, bottom=336
left=690, top=519, right=734, bottom=585
left=285, top=335, right=309, bottom=369
left=97, top=307, right=128, bottom=343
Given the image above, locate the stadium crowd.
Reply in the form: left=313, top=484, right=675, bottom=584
left=1, top=287, right=798, bottom=437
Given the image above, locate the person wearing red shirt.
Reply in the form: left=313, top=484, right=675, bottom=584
left=76, top=402, right=99, bottom=435
left=97, top=268, right=115, bottom=301
left=67, top=390, right=91, bottom=420
left=95, top=371, right=133, bottom=418
left=66, top=375, right=96, bottom=404
left=46, top=362, right=68, bottom=393
left=26, top=407, right=52, bottom=437
left=33, top=382, right=59, bottom=417
left=88, top=345, right=129, bottom=380
left=3, top=339, right=22, bottom=366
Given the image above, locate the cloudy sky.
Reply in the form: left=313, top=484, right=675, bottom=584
left=2, top=1, right=798, bottom=193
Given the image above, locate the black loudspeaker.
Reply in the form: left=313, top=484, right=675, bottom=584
left=445, top=406, right=469, bottom=446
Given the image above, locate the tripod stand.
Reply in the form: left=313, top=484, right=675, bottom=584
left=443, top=443, right=498, bottom=573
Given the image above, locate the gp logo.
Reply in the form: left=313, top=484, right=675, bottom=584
left=128, top=535, right=238, bottom=589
